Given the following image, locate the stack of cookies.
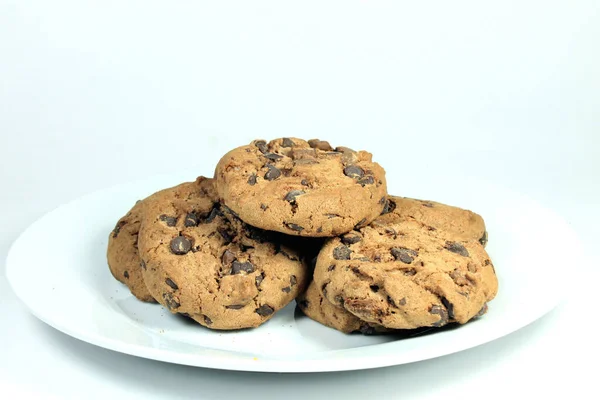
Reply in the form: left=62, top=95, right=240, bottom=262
left=107, top=138, right=498, bottom=333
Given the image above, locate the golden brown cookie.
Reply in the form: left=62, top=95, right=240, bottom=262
left=385, top=197, right=488, bottom=246
left=313, top=198, right=497, bottom=330
left=214, top=138, right=387, bottom=237
left=107, top=199, right=157, bottom=302
left=138, top=177, right=309, bottom=330
left=296, top=281, right=388, bottom=334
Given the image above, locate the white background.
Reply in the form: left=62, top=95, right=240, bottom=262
left=1, top=1, right=598, bottom=399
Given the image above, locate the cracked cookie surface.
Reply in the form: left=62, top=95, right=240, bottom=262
left=214, top=138, right=387, bottom=237
left=138, top=177, right=308, bottom=330
left=313, top=196, right=497, bottom=330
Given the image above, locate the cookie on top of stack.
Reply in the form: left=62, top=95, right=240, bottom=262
left=107, top=137, right=498, bottom=333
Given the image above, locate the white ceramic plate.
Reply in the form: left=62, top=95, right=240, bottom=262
left=5, top=170, right=578, bottom=373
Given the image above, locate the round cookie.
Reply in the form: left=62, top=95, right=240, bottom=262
left=138, top=177, right=309, bottom=330
left=385, top=197, right=488, bottom=246
left=296, top=281, right=388, bottom=334
left=313, top=205, right=498, bottom=330
left=107, top=200, right=156, bottom=302
left=214, top=138, right=387, bottom=237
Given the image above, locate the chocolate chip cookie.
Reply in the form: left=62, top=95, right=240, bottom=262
left=138, top=177, right=309, bottom=330
left=385, top=197, right=488, bottom=246
left=107, top=198, right=157, bottom=302
left=214, top=138, right=387, bottom=237
left=313, top=198, right=497, bottom=330
left=296, top=281, right=388, bottom=334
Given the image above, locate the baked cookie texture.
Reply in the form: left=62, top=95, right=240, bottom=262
left=313, top=196, right=497, bottom=330
left=388, top=197, right=488, bottom=246
left=214, top=138, right=387, bottom=237
left=296, top=281, right=388, bottom=334
left=107, top=194, right=165, bottom=302
left=138, top=177, right=309, bottom=330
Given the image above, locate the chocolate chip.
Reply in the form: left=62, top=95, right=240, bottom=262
left=204, top=315, right=213, bottom=325
left=290, top=275, right=297, bottom=286
left=341, top=235, right=361, bottom=245
left=444, top=241, right=470, bottom=257
left=285, top=222, right=304, bottom=232
left=421, top=201, right=434, bottom=208
left=205, top=207, right=223, bottom=223
left=254, top=140, right=268, bottom=154
left=264, top=165, right=281, bottom=180
left=357, top=176, right=375, bottom=186
left=386, top=296, right=396, bottom=306
left=284, top=190, right=305, bottom=203
left=226, top=304, right=245, bottom=310
left=335, top=146, right=355, bottom=153
left=333, top=245, right=351, bottom=260
left=260, top=203, right=268, bottom=211
left=184, top=212, right=200, bottom=227
left=301, top=179, right=309, bottom=186
left=165, top=278, right=178, bottom=290
left=247, top=174, right=258, bottom=186
left=381, top=198, right=397, bottom=214
left=298, top=300, right=309, bottom=309
left=399, top=297, right=407, bottom=306
left=391, top=247, right=418, bottom=264
left=308, top=139, right=333, bottom=151
left=479, top=231, right=488, bottom=247
left=162, top=292, right=180, bottom=309
left=170, top=236, right=192, bottom=255
left=430, top=305, right=449, bottom=327
left=222, top=250, right=236, bottom=266
left=343, top=165, right=365, bottom=179
left=282, top=286, right=291, bottom=293
left=354, top=218, right=367, bottom=229
left=123, top=271, right=129, bottom=279
left=263, top=152, right=283, bottom=161
left=231, top=261, right=254, bottom=274
left=255, top=272, right=265, bottom=288
left=112, top=221, right=126, bottom=238
left=404, top=268, right=417, bottom=276
left=441, top=297, right=455, bottom=320
left=327, top=265, right=336, bottom=272
left=282, top=138, right=295, bottom=147
left=370, top=285, right=379, bottom=293
left=160, top=214, right=177, bottom=227
left=255, top=304, right=274, bottom=317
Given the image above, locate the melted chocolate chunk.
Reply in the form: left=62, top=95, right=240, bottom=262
left=255, top=304, right=274, bottom=317
left=170, top=236, right=192, bottom=255
left=165, top=278, right=178, bottom=290
left=333, top=245, right=352, bottom=260
left=160, top=214, right=177, bottom=227
left=444, top=241, right=470, bottom=257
